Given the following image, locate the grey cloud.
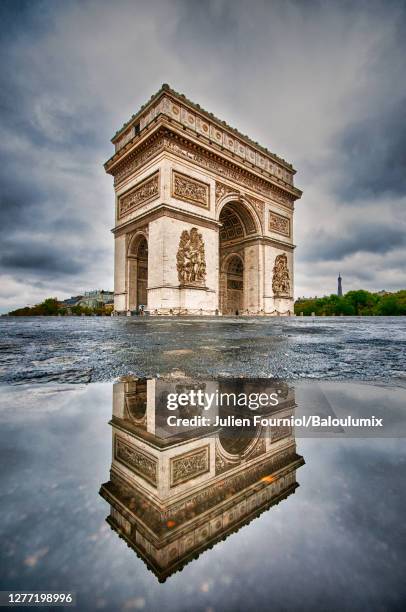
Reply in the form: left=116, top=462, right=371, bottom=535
left=0, top=160, right=92, bottom=241
left=301, top=223, right=406, bottom=262
left=336, top=99, right=406, bottom=201
left=295, top=244, right=406, bottom=296
left=0, top=242, right=84, bottom=276
left=352, top=269, right=375, bottom=282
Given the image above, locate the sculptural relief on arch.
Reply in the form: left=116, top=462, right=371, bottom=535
left=104, top=85, right=302, bottom=315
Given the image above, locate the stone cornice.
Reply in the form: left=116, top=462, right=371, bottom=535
left=112, top=203, right=222, bottom=237
left=110, top=84, right=296, bottom=175
left=105, top=123, right=164, bottom=178
left=105, top=122, right=302, bottom=204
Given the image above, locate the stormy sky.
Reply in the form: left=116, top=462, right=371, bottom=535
left=0, top=0, right=405, bottom=312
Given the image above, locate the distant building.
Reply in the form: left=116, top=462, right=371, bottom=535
left=62, top=295, right=83, bottom=306
left=337, top=273, right=343, bottom=297
left=79, top=290, right=114, bottom=309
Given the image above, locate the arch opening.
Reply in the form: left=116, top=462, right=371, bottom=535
left=219, top=200, right=258, bottom=315
left=221, top=255, right=244, bottom=315
left=218, top=418, right=257, bottom=455
left=127, top=234, right=148, bottom=312
left=219, top=201, right=257, bottom=241
left=136, top=237, right=148, bottom=309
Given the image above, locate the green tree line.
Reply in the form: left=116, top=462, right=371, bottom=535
left=294, top=290, right=406, bottom=316
left=8, top=298, right=113, bottom=316
left=6, top=290, right=406, bottom=317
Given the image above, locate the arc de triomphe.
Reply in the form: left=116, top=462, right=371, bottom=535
left=104, top=85, right=302, bottom=315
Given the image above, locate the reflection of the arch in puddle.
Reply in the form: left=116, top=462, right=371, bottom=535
left=100, top=377, right=305, bottom=582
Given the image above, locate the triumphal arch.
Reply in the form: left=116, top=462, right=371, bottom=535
left=104, top=85, right=302, bottom=315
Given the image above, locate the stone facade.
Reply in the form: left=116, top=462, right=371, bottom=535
left=105, top=85, right=302, bottom=315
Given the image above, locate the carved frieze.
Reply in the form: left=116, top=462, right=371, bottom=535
left=118, top=172, right=159, bottom=218
left=111, top=131, right=298, bottom=210
left=170, top=446, right=210, bottom=487
left=114, top=435, right=157, bottom=486
left=215, top=450, right=237, bottom=475
left=249, top=435, right=266, bottom=459
left=271, top=425, right=292, bottom=443
left=114, top=136, right=164, bottom=185
left=172, top=171, right=209, bottom=209
left=245, top=195, right=265, bottom=229
left=176, top=227, right=207, bottom=286
left=169, top=445, right=297, bottom=516
left=269, top=211, right=290, bottom=237
left=215, top=181, right=238, bottom=205
left=270, top=187, right=294, bottom=208
left=272, top=253, right=291, bottom=297
left=164, top=134, right=296, bottom=206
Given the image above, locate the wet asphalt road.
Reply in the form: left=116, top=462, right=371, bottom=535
left=0, top=316, right=405, bottom=384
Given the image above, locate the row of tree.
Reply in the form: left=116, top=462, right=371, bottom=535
left=294, top=290, right=406, bottom=316
left=8, top=298, right=113, bottom=316
left=6, top=290, right=406, bottom=317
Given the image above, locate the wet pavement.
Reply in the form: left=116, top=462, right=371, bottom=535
left=0, top=316, right=405, bottom=384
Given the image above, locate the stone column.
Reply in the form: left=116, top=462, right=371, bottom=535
left=114, top=234, right=127, bottom=313
left=243, top=241, right=262, bottom=313
left=127, top=256, right=137, bottom=311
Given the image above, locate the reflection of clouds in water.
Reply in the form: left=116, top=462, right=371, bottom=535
left=122, top=598, right=146, bottom=610
left=24, top=547, right=49, bottom=568
left=295, top=382, right=406, bottom=437
left=0, top=384, right=89, bottom=422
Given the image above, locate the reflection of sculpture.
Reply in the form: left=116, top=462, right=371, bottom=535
left=100, top=377, right=304, bottom=582
left=176, top=228, right=206, bottom=285
left=272, top=253, right=290, bottom=296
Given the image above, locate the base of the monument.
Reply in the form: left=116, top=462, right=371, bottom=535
left=112, top=309, right=295, bottom=317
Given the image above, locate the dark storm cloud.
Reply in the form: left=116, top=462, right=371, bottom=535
left=336, top=99, right=406, bottom=201
left=0, top=242, right=83, bottom=275
left=302, top=223, right=406, bottom=262
left=0, top=54, right=104, bottom=154
left=0, top=174, right=43, bottom=233
left=173, top=0, right=239, bottom=41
